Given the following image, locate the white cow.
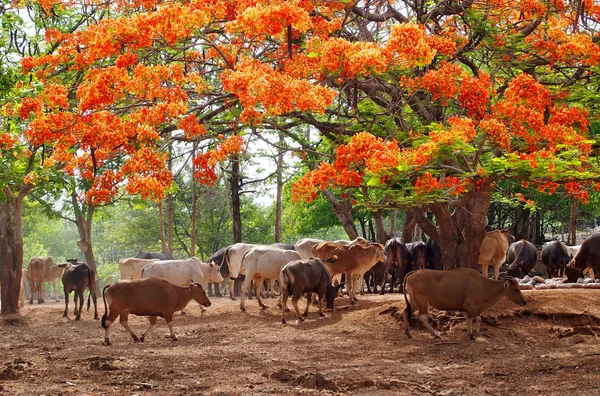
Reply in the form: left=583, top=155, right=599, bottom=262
left=240, top=246, right=302, bottom=311
left=225, top=243, right=258, bottom=300
left=141, top=257, right=224, bottom=288
left=295, top=238, right=325, bottom=259
left=119, top=258, right=157, bottom=280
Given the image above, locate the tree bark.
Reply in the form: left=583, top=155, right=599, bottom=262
left=389, top=209, right=398, bottom=238
left=231, top=154, right=242, bottom=243
left=322, top=191, right=358, bottom=239
left=158, top=200, right=167, bottom=253
left=71, top=193, right=97, bottom=271
left=274, top=133, right=285, bottom=243
left=401, top=210, right=417, bottom=242
left=190, top=142, right=198, bottom=257
left=570, top=198, right=578, bottom=245
left=167, top=144, right=173, bottom=255
left=372, top=210, right=388, bottom=243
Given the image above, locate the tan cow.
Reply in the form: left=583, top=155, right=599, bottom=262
left=101, top=278, right=211, bottom=345
left=478, top=230, right=511, bottom=280
left=118, top=258, right=156, bottom=280
left=403, top=268, right=527, bottom=339
left=28, top=258, right=46, bottom=304
left=312, top=242, right=385, bottom=304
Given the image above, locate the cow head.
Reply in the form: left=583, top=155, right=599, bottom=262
left=503, top=279, right=526, bottom=306
left=325, top=282, right=345, bottom=310
left=506, top=260, right=525, bottom=278
left=207, top=261, right=225, bottom=283
left=189, top=280, right=211, bottom=307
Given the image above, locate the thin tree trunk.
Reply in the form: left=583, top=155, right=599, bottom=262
left=372, top=210, right=388, bottom=243
left=231, top=154, right=242, bottom=243
left=71, top=193, right=99, bottom=295
left=402, top=211, right=417, bottom=242
left=570, top=199, right=578, bottom=245
left=167, top=144, right=173, bottom=255
left=274, top=134, right=285, bottom=243
left=389, top=209, right=398, bottom=238
left=359, top=217, right=367, bottom=238
left=190, top=142, right=198, bottom=257
left=158, top=200, right=167, bottom=252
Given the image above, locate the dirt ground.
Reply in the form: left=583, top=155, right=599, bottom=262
left=1, top=289, right=600, bottom=395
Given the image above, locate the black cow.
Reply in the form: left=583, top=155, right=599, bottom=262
left=279, top=258, right=343, bottom=324
left=566, top=233, right=600, bottom=282
left=409, top=241, right=429, bottom=270
left=541, top=241, right=571, bottom=278
left=426, top=239, right=443, bottom=270
left=135, top=251, right=174, bottom=260
left=59, top=261, right=98, bottom=321
left=506, top=240, right=538, bottom=278
left=206, top=247, right=232, bottom=297
left=380, top=238, right=412, bottom=294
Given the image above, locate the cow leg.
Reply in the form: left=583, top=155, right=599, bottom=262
left=73, top=291, right=79, bottom=316
left=481, top=264, right=489, bottom=278
left=281, top=285, right=290, bottom=324
left=418, top=304, right=441, bottom=339
left=63, top=288, right=69, bottom=317
left=474, top=316, right=482, bottom=338
left=38, top=281, right=45, bottom=304
left=119, top=312, right=140, bottom=342
left=228, top=279, right=236, bottom=300
left=545, top=266, right=553, bottom=279
left=75, top=290, right=84, bottom=320
left=348, top=272, right=357, bottom=304
left=140, top=316, right=158, bottom=342
left=207, top=283, right=214, bottom=297
left=91, top=291, right=99, bottom=320
left=291, top=294, right=304, bottom=322
left=493, top=263, right=500, bottom=280
left=164, top=314, right=177, bottom=341
left=584, top=266, right=595, bottom=280
left=357, top=274, right=365, bottom=295
left=103, top=312, right=118, bottom=346
left=240, top=274, right=252, bottom=312
left=53, top=280, right=59, bottom=302
left=303, top=292, right=312, bottom=317
left=255, top=277, right=268, bottom=309
left=380, top=262, right=391, bottom=295
left=466, top=315, right=474, bottom=339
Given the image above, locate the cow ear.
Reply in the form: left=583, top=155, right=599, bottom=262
left=504, top=282, right=510, bottom=289
left=188, top=283, right=195, bottom=290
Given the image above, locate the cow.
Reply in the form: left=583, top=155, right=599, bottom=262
left=28, top=256, right=63, bottom=302
left=27, top=258, right=46, bottom=304
left=566, top=233, right=600, bottom=282
left=409, top=241, right=429, bottom=270
left=141, top=257, right=224, bottom=289
left=403, top=268, right=527, bottom=339
left=506, top=240, right=537, bottom=278
left=135, top=251, right=174, bottom=260
left=313, top=242, right=385, bottom=304
left=478, top=229, right=511, bottom=279
left=295, top=238, right=325, bottom=259
left=119, top=258, right=156, bottom=280
left=280, top=258, right=344, bottom=324
left=101, top=278, right=211, bottom=345
left=206, top=246, right=232, bottom=297
left=272, top=243, right=295, bottom=250
left=239, top=246, right=302, bottom=311
left=20, top=270, right=26, bottom=308
left=59, top=261, right=98, bottom=321
left=426, top=239, right=443, bottom=270
left=542, top=241, right=572, bottom=278
left=225, top=243, right=258, bottom=299
left=378, top=238, right=411, bottom=294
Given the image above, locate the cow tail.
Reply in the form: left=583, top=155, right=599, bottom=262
left=403, top=271, right=414, bottom=318
left=101, top=284, right=111, bottom=329
left=282, top=268, right=293, bottom=295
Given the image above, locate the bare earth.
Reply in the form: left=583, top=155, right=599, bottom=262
left=1, top=290, right=600, bottom=395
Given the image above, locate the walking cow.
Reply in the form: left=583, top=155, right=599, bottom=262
left=60, top=261, right=99, bottom=321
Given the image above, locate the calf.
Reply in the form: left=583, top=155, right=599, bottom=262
left=240, top=246, right=302, bottom=311
left=101, top=278, right=211, bottom=345
left=379, top=238, right=411, bottom=294
left=280, top=258, right=343, bottom=324
left=60, top=262, right=98, bottom=321
left=403, top=268, right=526, bottom=339
left=506, top=240, right=537, bottom=278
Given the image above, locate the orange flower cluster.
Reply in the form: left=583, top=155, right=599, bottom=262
left=459, top=72, right=492, bottom=120
left=414, top=173, right=440, bottom=195
left=193, top=135, right=244, bottom=185
left=227, top=0, right=312, bottom=36
left=417, top=62, right=464, bottom=104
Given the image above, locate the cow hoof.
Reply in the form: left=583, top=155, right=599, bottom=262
left=94, top=316, right=99, bottom=320
left=469, top=335, right=475, bottom=340
left=319, top=313, right=325, bottom=317
left=282, top=318, right=286, bottom=324
left=285, top=308, right=291, bottom=312
left=350, top=300, right=357, bottom=305
left=260, top=305, right=268, bottom=310
left=240, top=306, right=246, bottom=312
left=302, top=312, right=308, bottom=317
left=140, top=336, right=145, bottom=343
left=103, top=339, right=111, bottom=346
left=298, top=317, right=305, bottom=322
left=75, top=317, right=81, bottom=321
left=172, top=337, right=178, bottom=342
left=133, top=336, right=140, bottom=342
left=405, top=333, right=412, bottom=339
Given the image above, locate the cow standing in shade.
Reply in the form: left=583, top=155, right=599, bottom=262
left=506, top=240, right=538, bottom=278
left=60, top=261, right=98, bottom=321
left=478, top=229, right=511, bottom=279
left=566, top=233, right=600, bottom=282
left=379, top=238, right=411, bottom=294
left=206, top=247, right=231, bottom=297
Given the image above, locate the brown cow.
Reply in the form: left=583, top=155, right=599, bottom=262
left=101, top=278, right=211, bottom=345
left=28, top=258, right=46, bottom=304
left=60, top=261, right=98, bottom=321
left=478, top=229, right=511, bottom=280
left=403, top=268, right=527, bottom=339
left=312, top=242, right=385, bottom=304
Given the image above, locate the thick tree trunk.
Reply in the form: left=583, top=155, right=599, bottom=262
left=231, top=154, right=242, bottom=243
left=158, top=201, right=167, bottom=253
left=372, top=210, right=388, bottom=243
left=190, top=142, right=198, bottom=257
left=274, top=134, right=284, bottom=243
left=401, top=211, right=417, bottom=242
left=0, top=197, right=25, bottom=314
left=71, top=193, right=97, bottom=272
left=570, top=199, right=578, bottom=245
left=389, top=209, right=398, bottom=238
left=322, top=191, right=358, bottom=239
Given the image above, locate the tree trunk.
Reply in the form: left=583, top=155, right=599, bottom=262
left=231, top=154, right=242, bottom=243
left=190, top=142, right=198, bottom=257
left=71, top=193, right=97, bottom=271
left=322, top=191, right=358, bottom=239
left=372, top=210, right=388, bottom=243
left=0, top=195, right=25, bottom=314
left=389, top=209, right=398, bottom=238
left=158, top=200, right=167, bottom=253
left=359, top=217, right=367, bottom=238
left=274, top=134, right=285, bottom=243
left=570, top=198, right=578, bottom=245
left=401, top=210, right=417, bottom=242
left=167, top=144, right=173, bottom=255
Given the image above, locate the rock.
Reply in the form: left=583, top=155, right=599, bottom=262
left=270, top=368, right=297, bottom=382
left=346, top=379, right=376, bottom=391
left=533, top=276, right=545, bottom=283
left=290, top=372, right=339, bottom=392
left=560, top=335, right=586, bottom=346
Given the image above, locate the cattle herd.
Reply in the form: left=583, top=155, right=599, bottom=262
left=11, top=231, right=600, bottom=345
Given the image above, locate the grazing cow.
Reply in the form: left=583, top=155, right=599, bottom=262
left=27, top=258, right=46, bottom=304
left=101, top=278, right=211, bottom=345
left=409, top=241, right=429, bottom=270
left=240, top=246, right=302, bottom=311
left=313, top=242, right=385, bottom=304
left=379, top=238, right=411, bottom=294
left=141, top=257, right=224, bottom=289
left=426, top=239, right=443, bottom=270
left=541, top=241, right=571, bottom=278
left=566, top=233, right=600, bottom=282
left=478, top=229, right=511, bottom=279
left=135, top=251, right=174, bottom=260
left=118, top=258, right=156, bottom=280
left=506, top=240, right=537, bottom=278
left=280, top=258, right=344, bottom=324
left=206, top=246, right=232, bottom=297
left=225, top=243, right=258, bottom=299
left=60, top=262, right=98, bottom=321
left=403, top=268, right=527, bottom=339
